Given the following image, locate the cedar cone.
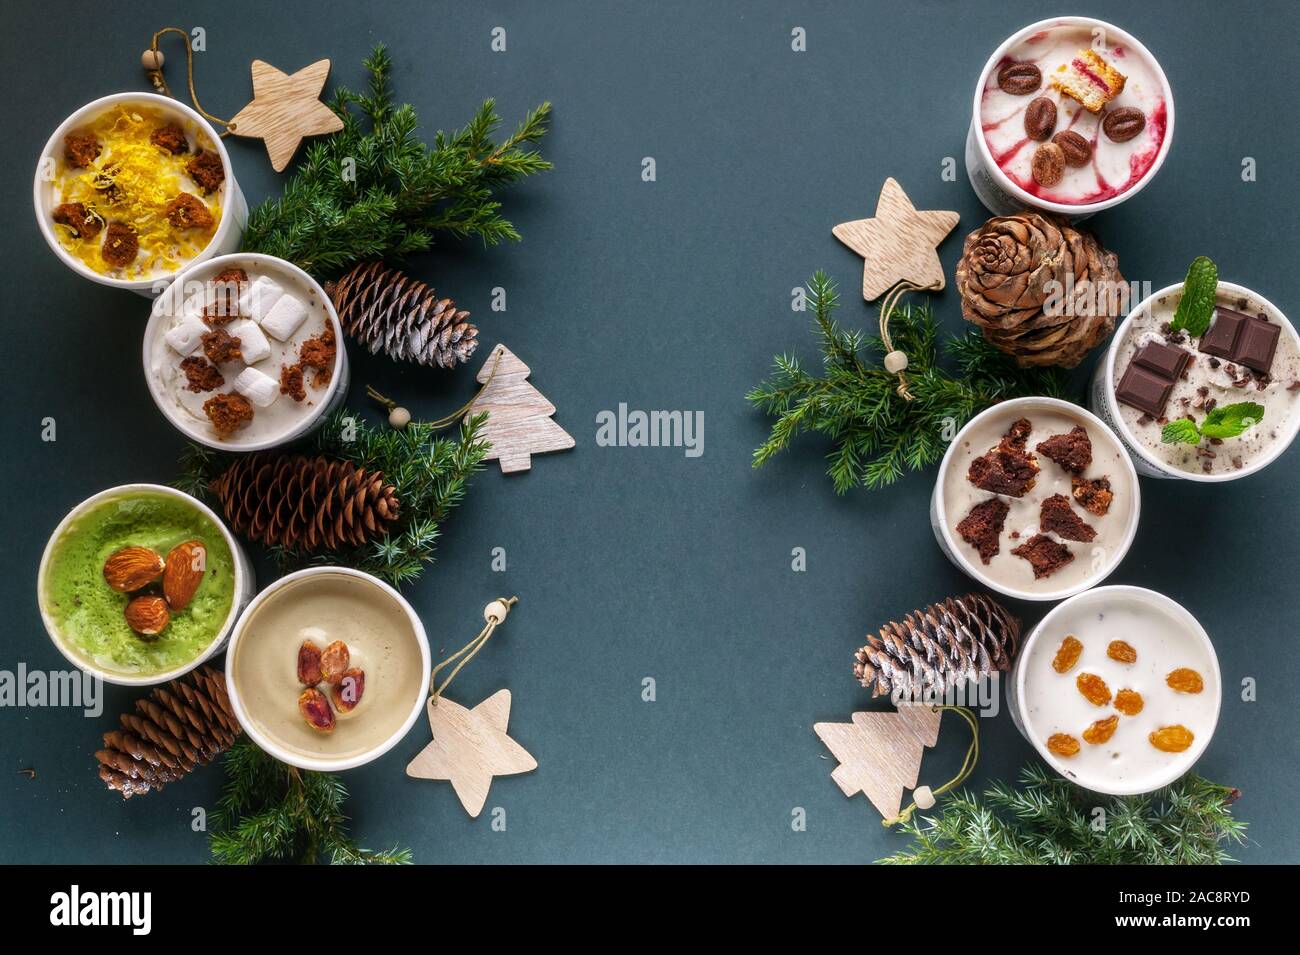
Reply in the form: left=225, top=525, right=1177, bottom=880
left=324, top=261, right=479, bottom=369
left=210, top=453, right=400, bottom=553
left=96, top=665, right=240, bottom=798
left=854, top=593, right=1021, bottom=698
left=955, top=211, right=1125, bottom=368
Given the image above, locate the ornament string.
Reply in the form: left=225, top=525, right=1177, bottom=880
left=883, top=705, right=979, bottom=828
left=429, top=597, right=518, bottom=706
left=367, top=346, right=506, bottom=428
left=877, top=278, right=941, bottom=401
left=143, top=28, right=235, bottom=135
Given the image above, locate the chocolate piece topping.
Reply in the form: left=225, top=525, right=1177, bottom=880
left=1198, top=307, right=1247, bottom=359
left=1235, top=316, right=1280, bottom=373
left=1011, top=534, right=1074, bottom=579
left=1116, top=363, right=1173, bottom=417
left=1040, top=494, right=1097, bottom=542
left=967, top=420, right=1039, bottom=496
left=1198, top=307, right=1280, bottom=374
left=1071, top=476, right=1113, bottom=515
left=1036, top=426, right=1092, bottom=474
left=1134, top=341, right=1191, bottom=380
left=956, top=498, right=1010, bottom=565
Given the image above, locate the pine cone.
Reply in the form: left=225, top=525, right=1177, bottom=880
left=955, top=212, right=1124, bottom=368
left=210, top=453, right=400, bottom=553
left=96, top=666, right=240, bottom=798
left=325, top=261, right=479, bottom=369
left=853, top=593, right=1021, bottom=698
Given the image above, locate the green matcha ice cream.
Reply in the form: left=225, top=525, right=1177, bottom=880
left=41, top=490, right=236, bottom=677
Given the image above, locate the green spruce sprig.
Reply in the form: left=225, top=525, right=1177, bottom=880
left=878, top=763, right=1246, bottom=865
left=747, top=271, right=1071, bottom=492
left=241, top=44, right=552, bottom=276
left=209, top=739, right=412, bottom=865
left=175, top=410, right=489, bottom=586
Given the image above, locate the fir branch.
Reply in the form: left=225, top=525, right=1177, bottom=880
left=878, top=763, right=1246, bottom=865
left=747, top=271, right=1073, bottom=493
left=172, top=409, right=488, bottom=586
left=241, top=44, right=552, bottom=277
left=210, top=740, right=412, bottom=865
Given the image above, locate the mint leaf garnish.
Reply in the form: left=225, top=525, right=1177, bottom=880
left=1200, top=401, right=1265, bottom=440
left=1161, top=419, right=1202, bottom=444
left=1170, top=256, right=1218, bottom=337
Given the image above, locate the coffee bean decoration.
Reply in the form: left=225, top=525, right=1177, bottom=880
left=1102, top=106, right=1146, bottom=143
left=997, top=62, right=1042, bottom=95
left=1024, top=97, right=1058, bottom=140
left=1031, top=143, right=1065, bottom=187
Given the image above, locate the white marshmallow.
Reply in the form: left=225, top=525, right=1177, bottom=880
left=259, top=293, right=309, bottom=341
left=233, top=366, right=279, bottom=408
left=164, top=316, right=209, bottom=356
left=229, top=319, right=271, bottom=365
left=239, top=276, right=286, bottom=324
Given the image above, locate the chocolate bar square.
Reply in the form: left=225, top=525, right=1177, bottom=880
left=1198, top=307, right=1247, bottom=359
left=1134, top=341, right=1191, bottom=379
left=1236, top=316, right=1280, bottom=373
left=1116, top=363, right=1173, bottom=416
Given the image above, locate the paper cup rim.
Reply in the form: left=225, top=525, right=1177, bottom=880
left=223, top=566, right=432, bottom=772
left=1014, top=584, right=1222, bottom=795
left=1103, top=280, right=1300, bottom=482
left=142, top=252, right=346, bottom=452
left=32, top=91, right=239, bottom=292
left=36, top=483, right=248, bottom=687
left=970, top=16, right=1175, bottom=216
left=934, top=395, right=1141, bottom=601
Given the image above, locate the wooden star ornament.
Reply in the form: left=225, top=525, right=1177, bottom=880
left=406, top=689, right=537, bottom=817
left=229, top=59, right=344, bottom=171
left=833, top=178, right=959, bottom=301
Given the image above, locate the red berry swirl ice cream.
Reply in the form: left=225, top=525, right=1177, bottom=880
left=979, top=20, right=1170, bottom=207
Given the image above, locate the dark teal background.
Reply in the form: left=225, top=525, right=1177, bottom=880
left=1, top=0, right=1294, bottom=863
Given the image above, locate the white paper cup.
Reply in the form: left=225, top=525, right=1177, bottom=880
left=224, top=567, right=432, bottom=772
left=142, top=252, right=349, bottom=451
left=37, top=484, right=255, bottom=687
left=1007, top=585, right=1221, bottom=795
left=930, top=396, right=1140, bottom=602
left=965, top=17, right=1174, bottom=219
left=33, top=92, right=247, bottom=297
left=1089, top=281, right=1300, bottom=481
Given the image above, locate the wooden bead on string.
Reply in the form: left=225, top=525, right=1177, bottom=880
left=141, top=49, right=164, bottom=70
left=883, top=350, right=909, bottom=374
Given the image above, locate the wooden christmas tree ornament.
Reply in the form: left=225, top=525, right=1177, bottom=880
left=466, top=344, right=574, bottom=473
left=814, top=705, right=942, bottom=819
left=228, top=59, right=344, bottom=171
left=833, top=178, right=959, bottom=302
left=406, top=598, right=537, bottom=817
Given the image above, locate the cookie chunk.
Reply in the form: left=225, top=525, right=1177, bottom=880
left=52, top=202, right=101, bottom=239
left=1011, top=534, right=1074, bottom=579
left=179, top=356, right=224, bottom=393
left=279, top=363, right=306, bottom=402
left=1071, top=476, right=1113, bottom=516
left=201, top=328, right=243, bottom=364
left=165, top=192, right=214, bottom=231
left=956, top=498, right=1010, bottom=565
left=1040, top=494, right=1096, bottom=543
left=298, top=326, right=336, bottom=387
left=150, top=123, right=189, bottom=155
left=186, top=150, right=225, bottom=194
left=101, top=222, right=138, bottom=268
left=202, top=392, right=254, bottom=437
left=967, top=419, right=1039, bottom=497
left=1036, top=426, right=1092, bottom=474
left=64, top=133, right=101, bottom=168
